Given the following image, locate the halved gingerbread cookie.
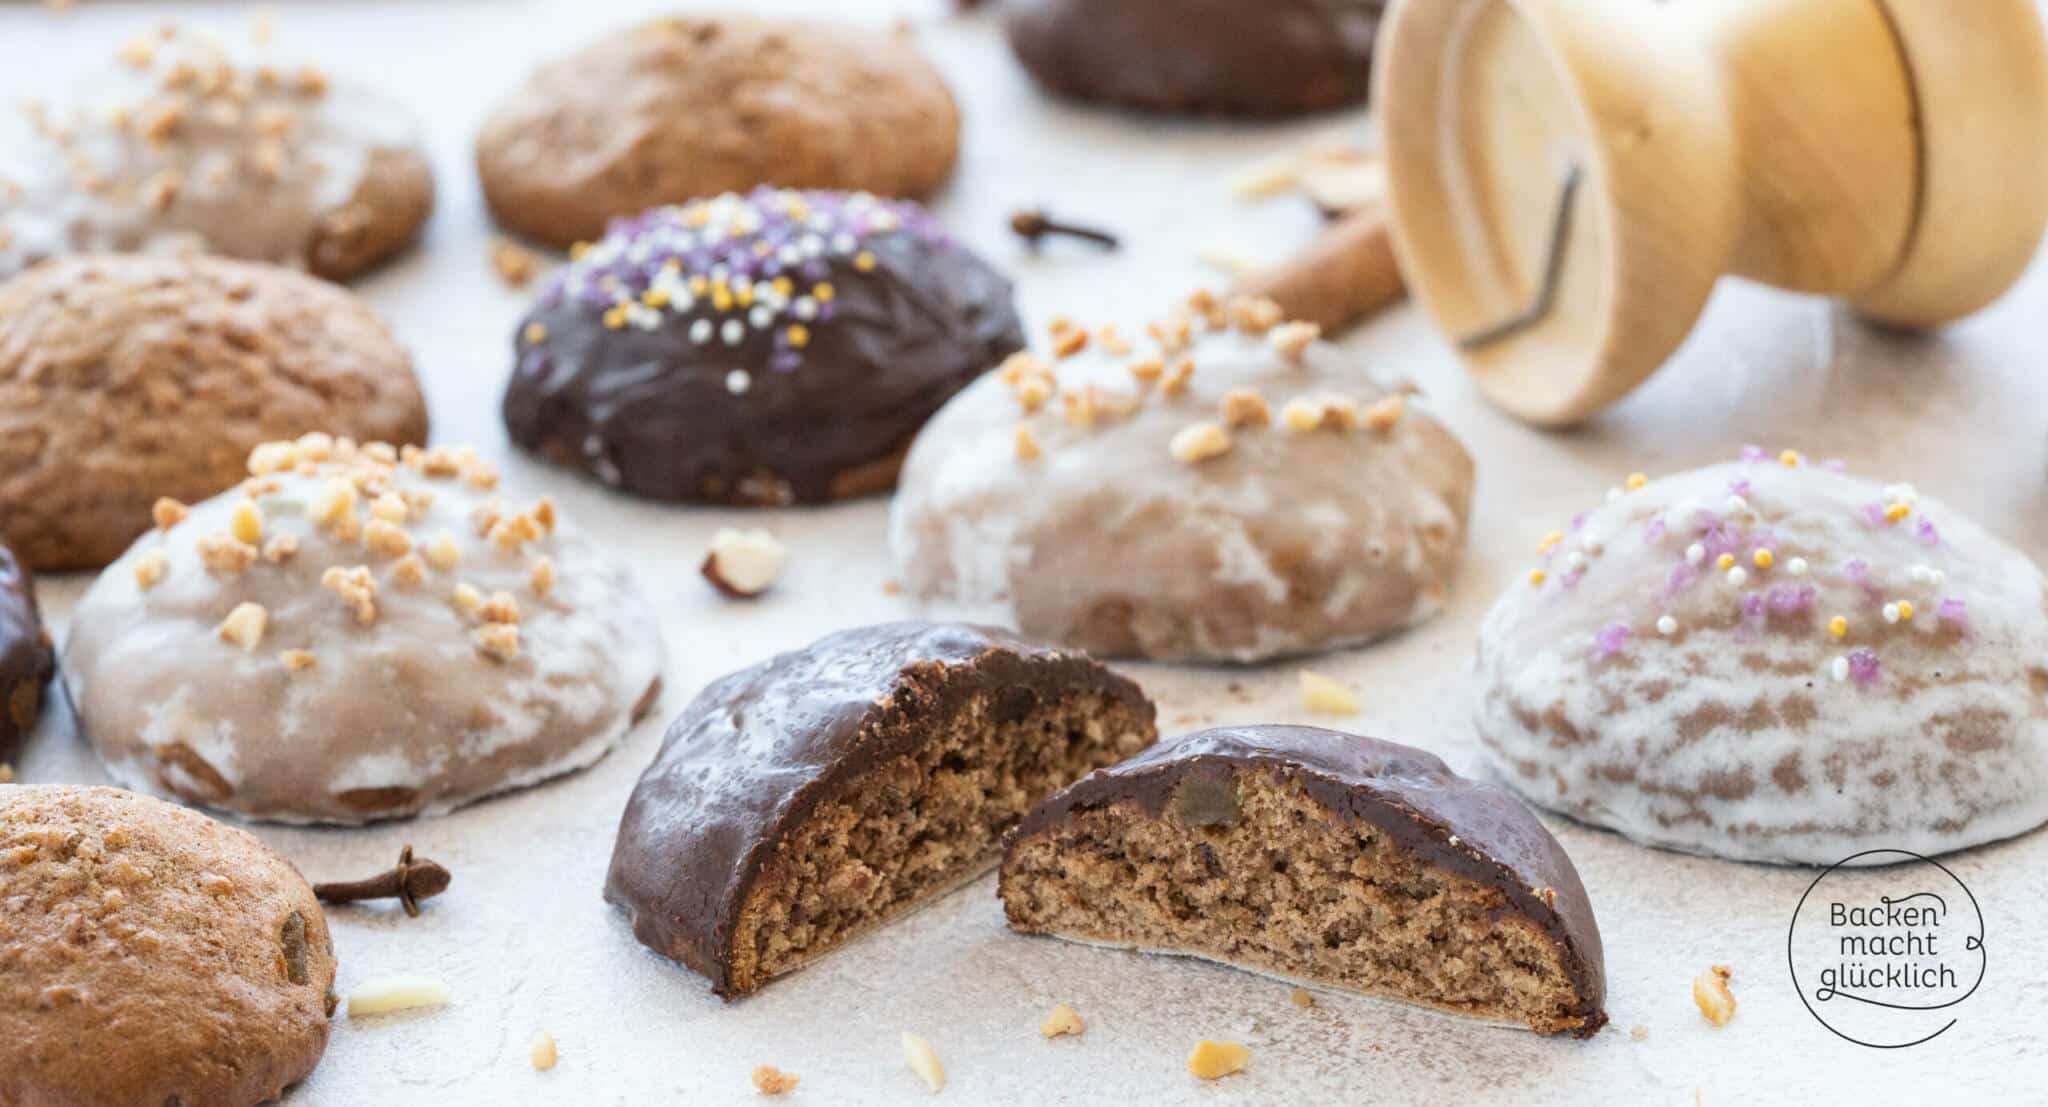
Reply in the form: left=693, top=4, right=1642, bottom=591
left=503, top=189, right=1022, bottom=505
left=63, top=436, right=665, bottom=824
left=890, top=293, right=1474, bottom=661
left=1475, top=452, right=2048, bottom=864
left=0, top=785, right=337, bottom=1107
left=606, top=622, right=1156, bottom=997
left=0, top=21, right=433, bottom=281
left=1001, top=725, right=1607, bottom=1037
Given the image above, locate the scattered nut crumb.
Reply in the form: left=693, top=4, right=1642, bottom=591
left=901, top=1031, right=945, bottom=1092
left=133, top=550, right=169, bottom=590
left=473, top=623, right=522, bottom=662
left=752, top=1065, right=800, bottom=1096
left=369, top=492, right=409, bottom=523
left=531, top=1030, right=558, bottom=1071
left=197, top=532, right=258, bottom=576
left=493, top=238, right=544, bottom=288
left=1229, top=295, right=1284, bottom=334
left=1299, top=670, right=1361, bottom=714
left=1220, top=387, right=1270, bottom=428
left=1128, top=357, right=1164, bottom=384
left=1169, top=421, right=1233, bottom=465
left=1196, top=245, right=1263, bottom=280
left=702, top=528, right=787, bottom=598
left=530, top=557, right=556, bottom=597
left=451, top=582, right=483, bottom=616
left=424, top=530, right=462, bottom=571
left=152, top=497, right=189, bottom=531
left=1228, top=153, right=1304, bottom=199
left=216, top=602, right=268, bottom=652
left=281, top=649, right=317, bottom=673
left=1039, top=1003, right=1085, bottom=1039
left=1160, top=356, right=1196, bottom=396
left=262, top=535, right=298, bottom=563
left=391, top=554, right=426, bottom=588
left=320, top=565, right=378, bottom=624
left=882, top=579, right=903, bottom=596
left=1268, top=320, right=1321, bottom=362
left=1361, top=393, right=1405, bottom=432
left=365, top=519, right=413, bottom=559
left=1291, top=987, right=1315, bottom=1008
left=478, top=591, right=522, bottom=624
left=345, top=976, right=451, bottom=1018
left=1186, top=1040, right=1250, bottom=1080
left=1050, top=325, right=1088, bottom=358
left=1630, top=1024, right=1650, bottom=1041
left=1014, top=425, right=1041, bottom=462
left=1693, top=965, right=1736, bottom=1026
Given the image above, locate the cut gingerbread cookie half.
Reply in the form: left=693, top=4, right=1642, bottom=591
left=1001, top=725, right=1608, bottom=1037
left=605, top=621, right=1157, bottom=998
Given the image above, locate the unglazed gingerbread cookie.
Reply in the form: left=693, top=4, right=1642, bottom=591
left=889, top=294, right=1474, bottom=662
left=64, top=436, right=665, bottom=824
left=1002, top=726, right=1607, bottom=1037
left=1005, top=0, right=1386, bottom=116
left=0, top=542, right=53, bottom=766
left=503, top=189, right=1022, bottom=505
left=0, top=254, right=428, bottom=571
left=0, top=785, right=337, bottom=1107
left=477, top=17, right=960, bottom=250
left=606, top=622, right=1156, bottom=997
left=1475, top=451, right=2048, bottom=864
left=0, top=22, right=433, bottom=281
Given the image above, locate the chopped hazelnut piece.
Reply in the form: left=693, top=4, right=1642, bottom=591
left=1051, top=326, right=1088, bottom=359
left=197, top=532, right=258, bottom=576
left=490, top=514, right=542, bottom=553
left=321, top=566, right=378, bottom=625
left=216, top=602, right=267, bottom=651
left=345, top=976, right=450, bottom=1018
left=1268, top=320, right=1321, bottom=363
left=998, top=350, right=1051, bottom=385
left=153, top=497, right=190, bottom=531
left=702, top=528, right=787, bottom=598
left=752, top=1065, right=800, bottom=1096
left=1128, top=357, right=1164, bottom=384
left=1361, top=393, right=1406, bottom=432
left=365, top=519, right=413, bottom=559
left=451, top=582, right=483, bottom=616
left=1630, top=1024, right=1650, bottom=1041
left=423, top=530, right=462, bottom=572
left=530, top=557, right=557, bottom=597
left=1148, top=314, right=1194, bottom=355
left=1096, top=324, right=1132, bottom=355
left=248, top=441, right=297, bottom=475
left=466, top=460, right=501, bottom=491
left=1015, top=376, right=1053, bottom=411
left=369, top=492, right=409, bottom=522
left=493, top=239, right=544, bottom=289
left=1290, top=987, right=1315, bottom=1009
left=1280, top=398, right=1323, bottom=433
left=391, top=554, right=426, bottom=588
left=900, top=1032, right=945, bottom=1093
left=1229, top=295, right=1285, bottom=335
left=479, top=591, right=522, bottom=624
left=262, top=535, right=299, bottom=563
left=531, top=1031, right=558, bottom=1072
left=1299, top=670, right=1361, bottom=714
left=1014, top=426, right=1041, bottom=462
left=473, top=623, right=521, bottom=662
left=281, top=649, right=317, bottom=673
left=1039, top=1004, right=1085, bottom=1039
left=1220, top=387, right=1270, bottom=428
left=1160, top=356, right=1195, bottom=396
left=532, top=497, right=557, bottom=533
left=1694, top=965, right=1736, bottom=1026
left=311, top=477, right=358, bottom=529
left=134, top=550, right=169, bottom=590
left=1186, top=1040, right=1250, bottom=1080
left=1169, top=421, right=1233, bottom=465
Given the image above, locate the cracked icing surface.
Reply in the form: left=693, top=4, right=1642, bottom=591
left=889, top=298, right=1474, bottom=662
left=1475, top=457, right=2048, bottom=864
left=63, top=437, right=665, bottom=824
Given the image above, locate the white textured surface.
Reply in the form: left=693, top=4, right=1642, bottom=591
left=5, top=0, right=2048, bottom=1102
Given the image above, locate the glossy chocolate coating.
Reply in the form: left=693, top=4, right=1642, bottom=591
left=1005, top=725, right=1608, bottom=1036
left=604, top=621, right=1154, bottom=996
left=0, top=544, right=53, bottom=762
left=502, top=189, right=1024, bottom=506
left=1004, top=0, right=1386, bottom=116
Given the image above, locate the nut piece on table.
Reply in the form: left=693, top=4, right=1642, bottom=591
left=702, top=528, right=787, bottom=598
left=1187, top=1039, right=1250, bottom=1080
left=1297, top=670, right=1359, bottom=714
left=751, top=1065, right=800, bottom=1095
left=1693, top=965, right=1736, bottom=1026
left=345, top=975, right=452, bottom=1018
left=901, top=1031, right=945, bottom=1092
left=531, top=1030, right=558, bottom=1071
left=1039, top=1003, right=1085, bottom=1039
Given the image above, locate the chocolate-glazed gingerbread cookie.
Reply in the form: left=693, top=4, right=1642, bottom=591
left=1002, top=726, right=1608, bottom=1037
left=606, top=622, right=1156, bottom=997
left=0, top=542, right=53, bottom=765
left=503, top=189, right=1023, bottom=505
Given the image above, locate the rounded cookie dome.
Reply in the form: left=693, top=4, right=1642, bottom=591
left=1474, top=453, right=2048, bottom=864
left=890, top=293, right=1474, bottom=662
left=503, top=188, right=1022, bottom=506
left=64, top=436, right=665, bottom=824
left=0, top=785, right=337, bottom=1107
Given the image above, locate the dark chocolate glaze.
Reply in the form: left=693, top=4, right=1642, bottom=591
left=1004, top=0, right=1386, bottom=117
left=604, top=621, right=1155, bottom=997
left=0, top=543, right=52, bottom=762
left=1004, top=725, right=1608, bottom=1036
left=502, top=194, right=1024, bottom=506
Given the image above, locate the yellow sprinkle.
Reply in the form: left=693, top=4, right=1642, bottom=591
left=752, top=240, right=773, bottom=257
left=1716, top=553, right=1736, bottom=571
left=1752, top=549, right=1774, bottom=569
left=684, top=205, right=711, bottom=228
left=661, top=257, right=681, bottom=273
left=772, top=276, right=794, bottom=298
left=1537, top=530, right=1564, bottom=554
left=602, top=306, right=626, bottom=330
left=711, top=287, right=734, bottom=312
left=813, top=282, right=836, bottom=304
left=641, top=288, right=670, bottom=308
left=523, top=322, right=548, bottom=345
left=1625, top=472, right=1647, bottom=491
left=1896, top=600, right=1915, bottom=622
left=1885, top=502, right=1911, bottom=523
left=1829, top=616, right=1848, bottom=639
left=786, top=324, right=810, bottom=349
left=1529, top=569, right=1547, bottom=586
left=569, top=241, right=591, bottom=260
left=736, top=283, right=755, bottom=307
left=854, top=251, right=878, bottom=272
left=1780, top=449, right=1802, bottom=466
left=688, top=274, right=709, bottom=295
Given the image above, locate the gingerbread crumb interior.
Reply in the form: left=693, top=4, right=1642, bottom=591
left=1002, top=766, right=1592, bottom=1034
left=725, top=689, right=1154, bottom=995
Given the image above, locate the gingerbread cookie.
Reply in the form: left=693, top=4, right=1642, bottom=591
left=0, top=542, right=53, bottom=765
left=1003, top=726, right=1607, bottom=1037
left=1005, top=0, right=1386, bottom=116
left=63, top=436, right=665, bottom=823
left=889, top=294, right=1474, bottom=662
left=606, top=622, right=1156, bottom=997
left=0, top=254, right=428, bottom=571
left=0, top=785, right=337, bottom=1107
left=504, top=189, right=1022, bottom=505
left=477, top=17, right=959, bottom=250
left=1475, top=451, right=2048, bottom=864
left=0, top=22, right=433, bottom=282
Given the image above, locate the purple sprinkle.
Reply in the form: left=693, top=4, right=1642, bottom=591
left=1917, top=520, right=1941, bottom=547
left=1848, top=648, right=1881, bottom=687
left=1595, top=623, right=1631, bottom=656
left=1937, top=597, right=1970, bottom=637
left=1571, top=511, right=1588, bottom=532
left=1766, top=583, right=1817, bottom=616
left=1844, top=558, right=1869, bottom=584
left=1727, top=478, right=1752, bottom=498
left=1664, top=562, right=1700, bottom=597
left=767, top=349, right=802, bottom=373
left=1740, top=444, right=1768, bottom=463
left=1821, top=458, right=1847, bottom=473
left=1743, top=594, right=1764, bottom=619
left=1861, top=503, right=1888, bottom=528
left=1644, top=516, right=1668, bottom=543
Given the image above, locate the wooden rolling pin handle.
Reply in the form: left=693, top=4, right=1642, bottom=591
left=1243, top=206, right=1405, bottom=335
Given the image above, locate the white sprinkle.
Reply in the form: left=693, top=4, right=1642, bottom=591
left=1606, top=487, right=1623, bottom=502
left=1831, top=656, right=1850, bottom=682
left=1787, top=557, right=1809, bottom=577
left=793, top=297, right=820, bottom=321
left=1656, top=615, right=1678, bottom=636
left=1685, top=543, right=1706, bottom=565
left=1909, top=564, right=1942, bottom=585
left=1883, top=482, right=1917, bottom=504
left=1883, top=602, right=1901, bottom=624
left=1727, top=567, right=1748, bottom=587
left=726, top=369, right=752, bottom=395
left=1726, top=495, right=1749, bottom=512
left=1567, top=551, right=1588, bottom=572
left=721, top=319, right=745, bottom=346
left=831, top=232, right=857, bottom=255
left=778, top=243, right=804, bottom=267
left=689, top=318, right=713, bottom=344
left=748, top=305, right=773, bottom=329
